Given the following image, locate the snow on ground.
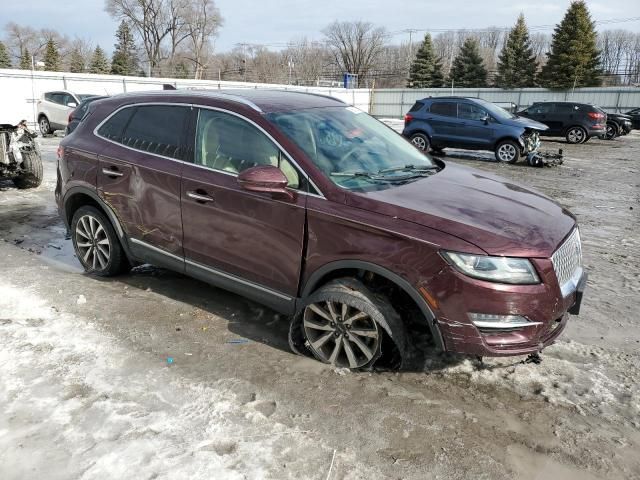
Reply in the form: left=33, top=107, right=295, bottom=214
left=0, top=283, right=355, bottom=480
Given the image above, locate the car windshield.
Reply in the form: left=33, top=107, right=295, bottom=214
left=267, top=106, right=438, bottom=192
left=478, top=100, right=517, bottom=120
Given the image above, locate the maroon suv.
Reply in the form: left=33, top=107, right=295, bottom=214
left=56, top=90, right=586, bottom=369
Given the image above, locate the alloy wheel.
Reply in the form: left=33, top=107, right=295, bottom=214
left=39, top=118, right=50, bottom=135
left=606, top=124, right=616, bottom=139
left=411, top=136, right=428, bottom=151
left=75, top=214, right=111, bottom=271
left=303, top=300, right=380, bottom=369
left=497, top=143, right=517, bottom=162
left=567, top=128, right=585, bottom=143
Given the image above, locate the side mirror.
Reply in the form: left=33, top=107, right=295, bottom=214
left=67, top=102, right=77, bottom=108
left=237, top=165, right=294, bottom=200
left=481, top=115, right=490, bottom=124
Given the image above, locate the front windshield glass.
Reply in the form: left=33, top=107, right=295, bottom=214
left=267, top=106, right=438, bottom=192
left=479, top=100, right=516, bottom=120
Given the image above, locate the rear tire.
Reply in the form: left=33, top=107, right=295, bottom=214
left=495, top=140, right=520, bottom=164
left=410, top=133, right=430, bottom=152
left=566, top=126, right=587, bottom=144
left=12, top=150, right=43, bottom=189
left=71, top=205, right=129, bottom=276
left=39, top=116, right=51, bottom=136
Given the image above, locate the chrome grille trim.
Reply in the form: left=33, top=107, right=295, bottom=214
left=551, top=228, right=583, bottom=297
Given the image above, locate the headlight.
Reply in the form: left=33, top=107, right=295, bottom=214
left=441, top=252, right=540, bottom=284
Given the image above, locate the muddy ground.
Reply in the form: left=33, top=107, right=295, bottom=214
left=0, top=131, right=638, bottom=480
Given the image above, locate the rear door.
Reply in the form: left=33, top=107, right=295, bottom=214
left=426, top=101, right=458, bottom=145
left=456, top=101, right=493, bottom=148
left=553, top=103, right=581, bottom=133
left=180, top=107, right=307, bottom=308
left=49, top=92, right=70, bottom=127
left=96, top=104, right=190, bottom=269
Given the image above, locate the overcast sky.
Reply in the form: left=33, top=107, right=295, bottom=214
left=3, top=0, right=639, bottom=54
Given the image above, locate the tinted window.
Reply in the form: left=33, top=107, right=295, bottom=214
left=44, top=92, right=54, bottom=102
left=528, top=103, right=553, bottom=114
left=51, top=93, right=66, bottom=105
left=555, top=103, right=579, bottom=114
left=195, top=109, right=300, bottom=188
left=62, top=94, right=76, bottom=106
left=408, top=102, right=423, bottom=113
left=121, top=105, right=189, bottom=159
left=458, top=103, right=487, bottom=121
left=429, top=102, right=457, bottom=117
left=97, top=108, right=134, bottom=142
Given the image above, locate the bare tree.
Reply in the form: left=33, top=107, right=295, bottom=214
left=283, top=38, right=332, bottom=85
left=322, top=21, right=387, bottom=84
left=4, top=23, right=39, bottom=63
left=183, top=0, right=223, bottom=79
left=529, top=32, right=551, bottom=67
left=105, top=0, right=175, bottom=75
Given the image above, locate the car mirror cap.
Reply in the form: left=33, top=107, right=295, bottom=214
left=237, top=165, right=294, bottom=200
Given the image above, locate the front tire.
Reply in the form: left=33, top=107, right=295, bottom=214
left=292, top=278, right=406, bottom=370
left=71, top=206, right=128, bottom=276
left=495, top=140, right=520, bottom=164
left=12, top=150, right=43, bottom=189
left=566, top=126, right=587, bottom=144
left=605, top=123, right=618, bottom=140
left=410, top=133, right=430, bottom=152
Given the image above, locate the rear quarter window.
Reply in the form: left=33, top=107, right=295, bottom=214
left=408, top=102, right=424, bottom=113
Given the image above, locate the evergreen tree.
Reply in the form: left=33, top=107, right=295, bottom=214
left=408, top=34, right=444, bottom=88
left=173, top=62, right=190, bottom=79
left=69, top=48, right=85, bottom=73
left=538, top=1, right=601, bottom=88
left=448, top=38, right=487, bottom=87
left=111, top=21, right=137, bottom=75
left=90, top=46, right=110, bottom=74
left=43, top=39, right=60, bottom=71
left=0, top=42, right=11, bottom=68
left=19, top=48, right=31, bottom=70
left=496, top=14, right=537, bottom=88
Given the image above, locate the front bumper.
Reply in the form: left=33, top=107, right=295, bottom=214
left=425, top=262, right=586, bottom=357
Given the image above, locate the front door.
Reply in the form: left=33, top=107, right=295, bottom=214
left=181, top=108, right=306, bottom=308
left=455, top=102, right=493, bottom=149
left=96, top=104, right=190, bottom=268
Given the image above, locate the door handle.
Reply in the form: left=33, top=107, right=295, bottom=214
left=102, top=167, right=124, bottom=177
left=187, top=190, right=214, bottom=203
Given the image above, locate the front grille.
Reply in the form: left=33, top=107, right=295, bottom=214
left=551, top=229, right=582, bottom=289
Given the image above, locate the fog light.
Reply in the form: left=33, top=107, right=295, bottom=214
left=469, top=313, right=542, bottom=329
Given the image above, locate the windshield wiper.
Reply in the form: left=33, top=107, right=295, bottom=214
left=377, top=164, right=438, bottom=174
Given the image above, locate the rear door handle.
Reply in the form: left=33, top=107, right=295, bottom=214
left=102, top=167, right=124, bottom=177
left=187, top=190, right=214, bottom=203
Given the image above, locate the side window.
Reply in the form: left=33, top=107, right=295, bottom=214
left=555, top=104, right=576, bottom=114
left=195, top=108, right=300, bottom=188
left=458, top=103, right=487, bottom=121
left=51, top=93, right=65, bottom=105
left=529, top=103, right=552, bottom=114
left=62, top=94, right=76, bottom=106
left=97, top=108, right=135, bottom=142
left=44, top=92, right=54, bottom=102
left=429, top=102, right=457, bottom=117
left=408, top=102, right=423, bottom=113
left=121, top=105, right=189, bottom=159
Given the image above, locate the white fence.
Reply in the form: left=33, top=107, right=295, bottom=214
left=0, top=69, right=372, bottom=127
left=370, top=87, right=640, bottom=118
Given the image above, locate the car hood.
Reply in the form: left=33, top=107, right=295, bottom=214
left=347, top=162, right=576, bottom=258
left=503, top=116, right=549, bottom=131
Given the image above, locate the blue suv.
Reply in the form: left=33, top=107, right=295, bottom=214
left=402, top=97, right=548, bottom=163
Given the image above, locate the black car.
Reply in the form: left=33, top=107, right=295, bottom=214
left=65, top=96, right=108, bottom=134
left=517, top=102, right=607, bottom=144
left=625, top=108, right=640, bottom=130
left=605, top=112, right=633, bottom=139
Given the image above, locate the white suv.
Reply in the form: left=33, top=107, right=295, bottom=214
left=37, top=91, right=95, bottom=135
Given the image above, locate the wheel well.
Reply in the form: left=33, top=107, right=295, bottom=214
left=304, top=268, right=438, bottom=367
left=493, top=136, right=521, bottom=151
left=38, top=113, right=48, bottom=121
left=564, top=125, right=586, bottom=134
left=64, top=192, right=103, bottom=226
